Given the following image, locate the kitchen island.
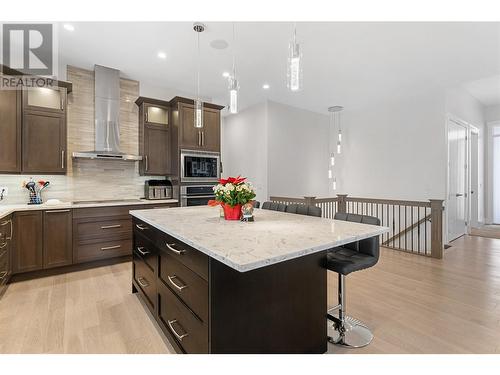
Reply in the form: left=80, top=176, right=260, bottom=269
left=130, top=206, right=388, bottom=354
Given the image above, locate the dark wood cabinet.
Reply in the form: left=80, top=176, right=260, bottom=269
left=22, top=111, right=67, bottom=174
left=171, top=97, right=223, bottom=153
left=0, top=90, right=21, bottom=173
left=0, top=85, right=67, bottom=175
left=178, top=102, right=221, bottom=152
left=136, top=97, right=171, bottom=176
left=0, top=215, right=13, bottom=295
left=12, top=211, right=43, bottom=274
left=43, top=209, right=73, bottom=269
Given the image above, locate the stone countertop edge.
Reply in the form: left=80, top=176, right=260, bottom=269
left=0, top=199, right=179, bottom=220
left=129, top=209, right=389, bottom=273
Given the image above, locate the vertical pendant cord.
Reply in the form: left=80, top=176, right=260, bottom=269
left=197, top=31, right=200, bottom=100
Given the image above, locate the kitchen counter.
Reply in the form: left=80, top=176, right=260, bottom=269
left=0, top=198, right=179, bottom=220
left=130, top=205, right=388, bottom=272
left=130, top=206, right=388, bottom=354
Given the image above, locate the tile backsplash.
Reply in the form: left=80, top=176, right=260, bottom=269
left=0, top=65, right=163, bottom=205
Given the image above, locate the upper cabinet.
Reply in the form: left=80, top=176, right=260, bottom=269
left=0, top=90, right=21, bottom=173
left=173, top=97, right=223, bottom=153
left=136, top=97, right=171, bottom=176
left=23, top=86, right=67, bottom=114
left=0, top=77, right=71, bottom=175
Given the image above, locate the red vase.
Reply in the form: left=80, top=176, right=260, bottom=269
left=223, top=203, right=242, bottom=220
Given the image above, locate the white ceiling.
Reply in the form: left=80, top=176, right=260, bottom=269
left=57, top=22, right=500, bottom=114
left=463, top=75, right=500, bottom=107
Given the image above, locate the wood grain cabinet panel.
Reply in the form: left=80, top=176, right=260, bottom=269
left=143, top=124, right=170, bottom=175
left=201, top=107, right=220, bottom=152
left=179, top=103, right=200, bottom=150
left=22, top=111, right=67, bottom=174
left=43, top=209, right=73, bottom=269
left=0, top=90, right=21, bottom=173
left=13, top=211, right=43, bottom=274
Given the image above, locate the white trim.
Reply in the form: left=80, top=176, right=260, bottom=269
left=486, top=120, right=500, bottom=224
left=445, top=113, right=481, bottom=243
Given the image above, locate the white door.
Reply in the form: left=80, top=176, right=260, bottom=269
left=493, top=126, right=500, bottom=224
left=447, top=120, right=468, bottom=241
left=470, top=131, right=479, bottom=228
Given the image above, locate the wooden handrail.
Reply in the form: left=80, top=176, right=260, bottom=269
left=382, top=214, right=431, bottom=246
left=269, top=194, right=444, bottom=259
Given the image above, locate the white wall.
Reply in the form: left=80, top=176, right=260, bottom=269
left=267, top=101, right=330, bottom=198
left=336, top=91, right=447, bottom=201
left=485, top=104, right=500, bottom=123
left=222, top=100, right=330, bottom=202
left=222, top=102, right=268, bottom=202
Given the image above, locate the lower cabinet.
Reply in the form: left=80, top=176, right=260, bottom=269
left=0, top=215, right=13, bottom=295
left=43, top=209, right=73, bottom=269
left=13, top=211, right=43, bottom=273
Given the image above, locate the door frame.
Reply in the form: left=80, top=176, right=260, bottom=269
left=487, top=121, right=500, bottom=224
left=445, top=114, right=479, bottom=243
left=468, top=125, right=479, bottom=230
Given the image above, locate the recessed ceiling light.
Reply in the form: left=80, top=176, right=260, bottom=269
left=262, top=84, right=270, bottom=89
left=157, top=51, right=167, bottom=59
left=222, top=72, right=230, bottom=78
left=63, top=24, right=74, bottom=32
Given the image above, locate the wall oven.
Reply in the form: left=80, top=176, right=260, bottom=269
left=180, top=149, right=220, bottom=183
left=180, top=185, right=216, bottom=207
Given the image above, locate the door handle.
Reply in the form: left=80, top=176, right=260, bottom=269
left=136, top=246, right=150, bottom=256
left=137, top=277, right=149, bottom=288
left=201, top=131, right=204, bottom=146
left=61, top=150, right=65, bottom=169
left=455, top=193, right=464, bottom=197
left=135, top=223, right=149, bottom=230
left=145, top=155, right=148, bottom=172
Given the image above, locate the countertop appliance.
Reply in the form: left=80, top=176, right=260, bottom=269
left=145, top=179, right=173, bottom=200
left=180, top=184, right=215, bottom=207
left=180, top=149, right=220, bottom=183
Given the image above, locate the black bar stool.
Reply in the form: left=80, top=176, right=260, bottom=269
left=261, top=201, right=287, bottom=212
left=326, top=212, right=381, bottom=348
left=285, top=204, right=322, bottom=217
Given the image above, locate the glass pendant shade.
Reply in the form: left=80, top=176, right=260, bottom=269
left=328, top=169, right=332, bottom=179
left=287, top=28, right=302, bottom=92
left=330, top=153, right=335, bottom=166
left=194, top=99, right=203, bottom=128
left=337, top=141, right=341, bottom=154
left=338, top=130, right=342, bottom=142
left=228, top=76, right=239, bottom=114
left=333, top=177, right=337, bottom=191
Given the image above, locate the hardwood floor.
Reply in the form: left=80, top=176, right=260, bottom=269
left=470, top=224, right=500, bottom=239
left=1, top=235, right=499, bottom=354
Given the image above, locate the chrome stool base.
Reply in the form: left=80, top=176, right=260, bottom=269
left=327, top=316, right=373, bottom=348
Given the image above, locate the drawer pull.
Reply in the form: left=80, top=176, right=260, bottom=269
left=137, top=277, right=149, bottom=288
left=46, top=209, right=71, bottom=213
left=167, top=275, right=188, bottom=291
left=136, top=246, right=150, bottom=256
left=166, top=243, right=186, bottom=255
left=101, top=245, right=121, bottom=251
left=101, top=224, right=122, bottom=229
left=167, top=319, right=188, bottom=341
left=0, top=271, right=7, bottom=280
left=0, top=242, right=7, bottom=249
left=135, top=224, right=149, bottom=230
left=1, top=219, right=12, bottom=240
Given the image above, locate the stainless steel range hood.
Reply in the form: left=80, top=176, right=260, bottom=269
left=72, top=65, right=142, bottom=161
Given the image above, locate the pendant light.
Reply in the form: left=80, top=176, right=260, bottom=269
left=287, top=23, right=303, bottom=92
left=328, top=106, right=344, bottom=191
left=193, top=22, right=205, bottom=128
left=228, top=23, right=239, bottom=114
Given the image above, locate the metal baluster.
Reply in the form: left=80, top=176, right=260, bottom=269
left=404, top=205, right=407, bottom=251
left=417, top=207, right=421, bottom=254
left=398, top=205, right=401, bottom=250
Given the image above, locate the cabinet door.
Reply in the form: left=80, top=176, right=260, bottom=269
left=144, top=125, right=170, bottom=175
left=43, top=209, right=73, bottom=269
left=179, top=103, right=201, bottom=149
left=22, top=111, right=67, bottom=174
left=0, top=90, right=21, bottom=173
left=201, top=108, right=221, bottom=152
left=145, top=104, right=169, bottom=126
left=23, top=87, right=66, bottom=115
left=13, top=211, right=43, bottom=274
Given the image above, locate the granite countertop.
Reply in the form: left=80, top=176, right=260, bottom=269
left=0, top=198, right=179, bottom=220
left=130, top=206, right=389, bottom=272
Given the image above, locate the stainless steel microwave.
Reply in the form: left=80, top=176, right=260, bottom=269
left=180, top=149, right=221, bottom=183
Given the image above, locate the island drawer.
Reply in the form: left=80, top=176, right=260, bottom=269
left=74, top=238, right=132, bottom=263
left=158, top=281, right=208, bottom=354
left=156, top=233, right=209, bottom=281
left=75, top=218, right=132, bottom=240
left=159, top=252, right=208, bottom=322
left=134, top=254, right=156, bottom=311
left=134, top=234, right=158, bottom=274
